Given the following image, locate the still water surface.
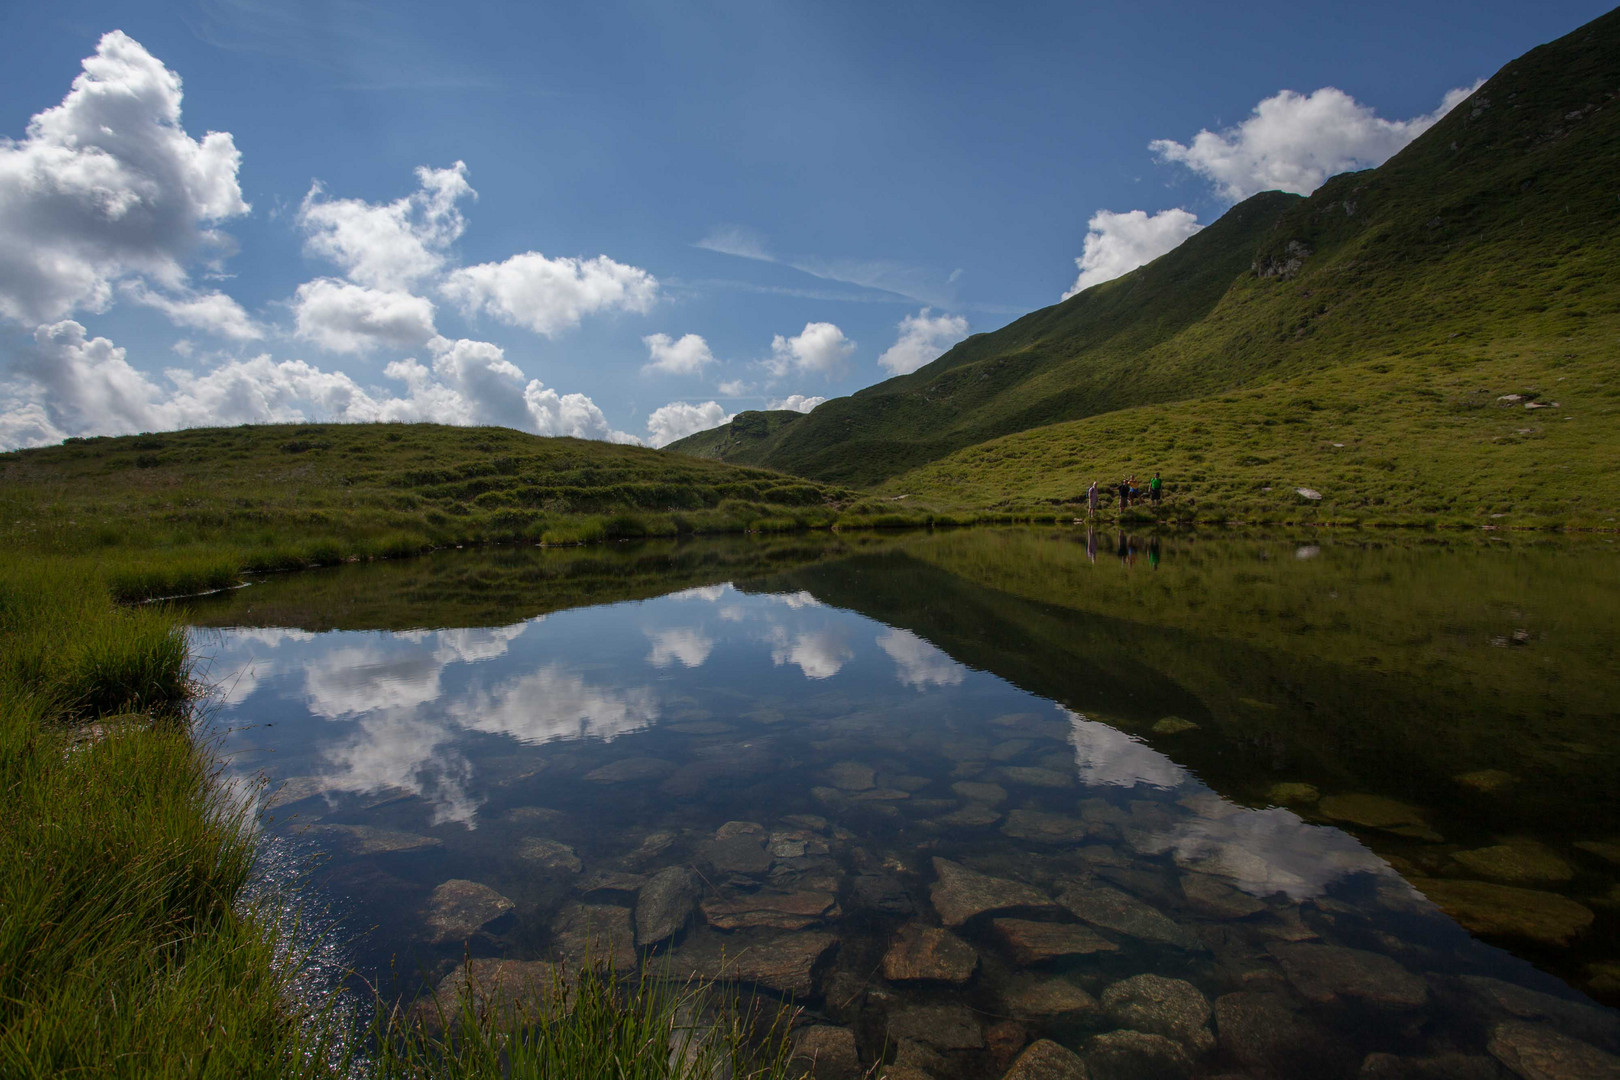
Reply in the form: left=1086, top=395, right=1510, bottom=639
left=190, top=529, right=1620, bottom=1077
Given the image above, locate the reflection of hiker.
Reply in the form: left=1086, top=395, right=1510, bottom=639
left=1086, top=527, right=1097, bottom=564
left=1150, top=471, right=1162, bottom=505
left=1148, top=537, right=1161, bottom=569
left=1087, top=480, right=1099, bottom=519
left=1117, top=479, right=1129, bottom=510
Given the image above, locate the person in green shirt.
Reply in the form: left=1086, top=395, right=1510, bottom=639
left=1149, top=471, right=1163, bottom=505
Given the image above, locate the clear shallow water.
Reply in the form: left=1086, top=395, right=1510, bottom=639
left=191, top=531, right=1620, bottom=1078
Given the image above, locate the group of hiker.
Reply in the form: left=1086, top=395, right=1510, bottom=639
left=1085, top=471, right=1162, bottom=517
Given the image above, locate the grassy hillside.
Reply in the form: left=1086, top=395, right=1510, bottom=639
left=667, top=408, right=806, bottom=461
left=673, top=8, right=1620, bottom=505
left=0, top=422, right=873, bottom=598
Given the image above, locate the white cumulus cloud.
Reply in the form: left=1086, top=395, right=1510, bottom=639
left=1063, top=208, right=1203, bottom=300
left=1150, top=83, right=1479, bottom=203
left=443, top=251, right=658, bottom=337
left=122, top=282, right=261, bottom=340
left=876, top=308, right=970, bottom=375
left=646, top=400, right=732, bottom=448
left=0, top=30, right=249, bottom=326
left=292, top=278, right=437, bottom=354
left=297, top=162, right=473, bottom=291
left=642, top=332, right=716, bottom=376
left=765, top=322, right=853, bottom=379
left=767, top=394, right=825, bottom=413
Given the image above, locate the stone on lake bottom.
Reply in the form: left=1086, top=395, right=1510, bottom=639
left=849, top=872, right=915, bottom=915
left=951, top=780, right=1008, bottom=804
left=306, top=823, right=441, bottom=855
left=635, top=865, right=700, bottom=947
left=1152, top=716, right=1199, bottom=735
left=1002, top=1039, right=1088, bottom=1080
left=793, top=1025, right=860, bottom=1080
left=882, top=923, right=978, bottom=983
left=1451, top=840, right=1575, bottom=885
left=1100, top=974, right=1214, bottom=1055
left=418, top=958, right=566, bottom=1032
left=1004, top=978, right=1100, bottom=1019
left=986, top=1021, right=1027, bottom=1069
left=1266, top=782, right=1320, bottom=806
left=1213, top=992, right=1326, bottom=1077
left=1002, top=809, right=1092, bottom=843
left=1358, top=1051, right=1512, bottom=1079
left=1086, top=1029, right=1194, bottom=1080
left=700, top=889, right=837, bottom=930
left=1267, top=942, right=1427, bottom=1008
left=996, top=766, right=1073, bottom=788
left=1454, top=770, right=1517, bottom=794
left=674, top=929, right=836, bottom=998
left=1572, top=839, right=1620, bottom=865
left=1411, top=878, right=1594, bottom=946
left=1057, top=882, right=1201, bottom=949
left=1315, top=793, right=1429, bottom=830
left=1179, top=872, right=1268, bottom=918
left=517, top=837, right=581, bottom=873
left=550, top=903, right=636, bottom=972
left=887, top=1004, right=983, bottom=1050
left=698, top=830, right=773, bottom=877
left=930, top=857, right=1059, bottom=927
left=579, top=870, right=647, bottom=895
left=937, top=803, right=1003, bottom=827
left=825, top=761, right=876, bottom=791
left=583, top=756, right=675, bottom=783
left=992, top=918, right=1118, bottom=964
left=424, top=879, right=514, bottom=943
left=1487, top=1021, right=1620, bottom=1080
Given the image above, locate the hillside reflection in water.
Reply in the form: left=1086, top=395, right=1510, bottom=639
left=192, top=530, right=1620, bottom=1078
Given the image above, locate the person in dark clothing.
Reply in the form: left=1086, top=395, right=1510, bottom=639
left=1150, top=471, right=1162, bottom=504
left=1117, top=479, right=1129, bottom=510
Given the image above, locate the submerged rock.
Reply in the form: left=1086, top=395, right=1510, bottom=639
left=1179, top=872, right=1268, bottom=919
left=1487, top=1021, right=1620, bottom=1080
left=881, top=923, right=978, bottom=983
left=1316, top=794, right=1429, bottom=830
left=698, top=824, right=773, bottom=877
left=1452, top=840, right=1574, bottom=885
left=1057, top=882, right=1201, bottom=949
left=1213, top=991, right=1326, bottom=1077
left=636, top=866, right=700, bottom=947
left=1454, top=770, right=1517, bottom=794
left=992, top=918, right=1118, bottom=964
left=307, top=823, right=441, bottom=855
left=700, top=889, right=838, bottom=930
left=1573, top=839, right=1620, bottom=865
left=1266, top=782, right=1320, bottom=806
left=792, top=1025, right=860, bottom=1080
left=551, top=903, right=636, bottom=972
left=583, top=756, right=675, bottom=783
left=1002, top=1039, right=1088, bottom=1080
left=848, top=872, right=915, bottom=915
left=887, top=1004, right=983, bottom=1050
left=930, top=858, right=1059, bottom=927
left=950, top=780, right=1008, bottom=804
left=419, top=958, right=566, bottom=1031
left=825, top=761, right=876, bottom=791
left=1100, top=974, right=1214, bottom=1055
left=1459, top=975, right=1620, bottom=1048
left=1152, top=716, right=1199, bottom=735
left=676, top=929, right=837, bottom=997
left=517, top=837, right=582, bottom=873
left=579, top=870, right=648, bottom=896
left=937, top=803, right=1003, bottom=827
left=1086, top=1029, right=1193, bottom=1080
left=1267, top=942, right=1427, bottom=1008
left=1357, top=1052, right=1510, bottom=1079
left=1002, top=810, right=1092, bottom=844
left=996, top=766, right=1073, bottom=789
left=1003, top=978, right=1100, bottom=1019
left=1412, top=878, right=1594, bottom=946
left=424, top=879, right=515, bottom=943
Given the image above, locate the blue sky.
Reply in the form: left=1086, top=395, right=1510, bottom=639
left=0, top=0, right=1609, bottom=449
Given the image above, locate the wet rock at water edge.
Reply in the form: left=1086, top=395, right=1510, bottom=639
left=583, top=756, right=676, bottom=783
left=951, top=780, right=1008, bottom=804
left=517, top=837, right=582, bottom=873
left=306, top=823, right=442, bottom=855
left=992, top=918, right=1119, bottom=964
left=997, top=766, right=1074, bottom=789
left=930, top=857, right=1060, bottom=927
left=1213, top=992, right=1327, bottom=1077
left=1451, top=840, right=1575, bottom=885
left=424, top=879, right=515, bottom=943
left=636, top=866, right=700, bottom=947
left=825, top=761, right=876, bottom=791
left=1487, top=1021, right=1620, bottom=1080
left=1101, top=974, right=1214, bottom=1055
left=882, top=923, right=978, bottom=983
left=1003, top=978, right=1101, bottom=1019
left=1086, top=1030, right=1194, bottom=1080
left=551, top=903, right=636, bottom=972
left=1411, top=878, right=1594, bottom=946
left=886, top=1004, right=984, bottom=1050
left=1002, top=1038, right=1088, bottom=1080
left=674, top=928, right=837, bottom=997
left=1057, top=882, right=1202, bottom=950
left=1358, top=1052, right=1513, bottom=1079
left=701, top=889, right=838, bottom=930
left=1002, top=810, right=1093, bottom=844
left=418, top=958, right=567, bottom=1032
left=1267, top=942, right=1427, bottom=1008
left=1179, top=872, right=1268, bottom=919
left=792, top=1025, right=860, bottom=1080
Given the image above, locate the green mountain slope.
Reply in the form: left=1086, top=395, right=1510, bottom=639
left=672, top=8, right=1620, bottom=501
